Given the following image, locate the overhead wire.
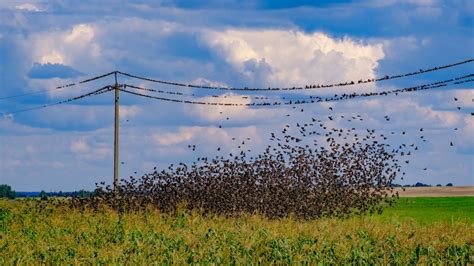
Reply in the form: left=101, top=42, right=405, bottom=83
left=2, top=58, right=471, bottom=101
left=123, top=84, right=282, bottom=101
left=117, top=58, right=473, bottom=92
left=1, top=60, right=472, bottom=114
left=123, top=72, right=474, bottom=102
left=2, top=85, right=114, bottom=116
left=0, top=71, right=116, bottom=100
left=119, top=74, right=474, bottom=107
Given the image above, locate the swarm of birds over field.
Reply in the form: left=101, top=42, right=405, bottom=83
left=68, top=108, right=433, bottom=219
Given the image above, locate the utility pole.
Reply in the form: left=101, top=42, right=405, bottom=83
left=114, top=72, right=119, bottom=192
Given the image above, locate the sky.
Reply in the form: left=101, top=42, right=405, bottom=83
left=0, top=0, right=473, bottom=191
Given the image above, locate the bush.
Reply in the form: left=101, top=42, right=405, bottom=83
left=0, top=184, right=16, bottom=199
left=414, top=182, right=430, bottom=187
left=446, top=183, right=453, bottom=187
left=39, top=190, right=48, bottom=200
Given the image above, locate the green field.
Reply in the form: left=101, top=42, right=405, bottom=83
left=379, top=197, right=474, bottom=224
left=1, top=197, right=473, bottom=264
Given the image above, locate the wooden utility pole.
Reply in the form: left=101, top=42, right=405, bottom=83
left=113, top=72, right=119, bottom=192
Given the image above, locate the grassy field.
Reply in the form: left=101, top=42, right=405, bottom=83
left=378, top=197, right=474, bottom=224
left=1, top=197, right=473, bottom=264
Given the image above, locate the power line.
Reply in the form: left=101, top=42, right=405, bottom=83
left=123, top=84, right=284, bottom=101
left=0, top=71, right=116, bottom=101
left=2, top=86, right=113, bottom=116
left=123, top=72, right=473, bottom=102
left=117, top=58, right=473, bottom=91
left=119, top=74, right=474, bottom=107
left=2, top=58, right=471, bottom=101
left=2, top=73, right=471, bottom=115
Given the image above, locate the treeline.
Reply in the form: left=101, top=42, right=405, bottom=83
left=16, top=190, right=94, bottom=198
left=391, top=182, right=454, bottom=188
left=0, top=185, right=94, bottom=199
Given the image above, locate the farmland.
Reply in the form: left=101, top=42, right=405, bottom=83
left=1, top=197, right=473, bottom=264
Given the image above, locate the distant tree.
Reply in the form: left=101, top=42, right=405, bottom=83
left=39, top=190, right=48, bottom=200
left=0, top=184, right=16, bottom=199
left=436, top=184, right=442, bottom=187
left=446, top=183, right=453, bottom=187
left=414, top=182, right=430, bottom=187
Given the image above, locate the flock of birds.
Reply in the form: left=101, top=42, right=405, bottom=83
left=72, top=116, right=399, bottom=218
left=70, top=90, right=468, bottom=218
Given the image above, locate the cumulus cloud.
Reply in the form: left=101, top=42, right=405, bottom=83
left=203, top=29, right=385, bottom=90
left=28, top=23, right=102, bottom=66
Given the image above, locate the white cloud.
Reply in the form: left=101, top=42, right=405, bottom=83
left=70, top=139, right=89, bottom=153
left=342, top=96, right=463, bottom=129
left=203, top=29, right=384, bottom=90
left=65, top=24, right=95, bottom=44
left=154, top=126, right=235, bottom=146
left=119, top=105, right=141, bottom=119
left=70, top=137, right=111, bottom=161
left=154, top=129, right=194, bottom=146
left=452, top=90, right=474, bottom=108
left=457, top=115, right=474, bottom=149
left=15, top=3, right=42, bottom=12
left=187, top=27, right=386, bottom=123
left=28, top=23, right=102, bottom=68
left=153, top=126, right=259, bottom=149
left=186, top=93, right=251, bottom=121
left=386, top=100, right=461, bottom=128
left=190, top=78, right=229, bottom=88
left=185, top=93, right=287, bottom=122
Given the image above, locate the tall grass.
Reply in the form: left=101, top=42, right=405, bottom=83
left=1, top=199, right=473, bottom=264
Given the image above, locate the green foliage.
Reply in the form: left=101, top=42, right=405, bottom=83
left=39, top=191, right=48, bottom=201
left=0, top=184, right=16, bottom=199
left=77, top=189, right=92, bottom=197
left=1, top=198, right=473, bottom=264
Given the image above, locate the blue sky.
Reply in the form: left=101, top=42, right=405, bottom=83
left=0, top=0, right=473, bottom=191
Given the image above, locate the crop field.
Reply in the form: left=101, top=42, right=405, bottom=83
left=1, top=197, right=473, bottom=264
left=394, top=186, right=474, bottom=197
